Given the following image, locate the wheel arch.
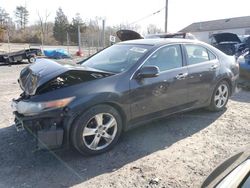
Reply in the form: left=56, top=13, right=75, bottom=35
left=217, top=77, right=233, bottom=96
left=76, top=101, right=127, bottom=130
left=101, top=102, right=127, bottom=131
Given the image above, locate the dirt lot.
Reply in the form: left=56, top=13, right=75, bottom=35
left=0, top=62, right=249, bottom=188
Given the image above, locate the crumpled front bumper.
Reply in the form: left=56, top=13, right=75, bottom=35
left=12, top=101, right=66, bottom=150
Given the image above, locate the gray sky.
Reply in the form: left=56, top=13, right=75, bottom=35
left=1, top=0, right=250, bottom=33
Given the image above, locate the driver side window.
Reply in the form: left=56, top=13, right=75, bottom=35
left=143, top=45, right=183, bottom=72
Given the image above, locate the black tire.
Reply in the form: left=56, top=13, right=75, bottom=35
left=28, top=56, right=36, bottom=63
left=208, top=81, right=230, bottom=112
left=71, top=104, right=123, bottom=156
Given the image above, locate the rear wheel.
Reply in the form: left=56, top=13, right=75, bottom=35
left=208, top=81, right=230, bottom=111
left=28, top=56, right=36, bottom=63
left=71, top=105, right=122, bottom=156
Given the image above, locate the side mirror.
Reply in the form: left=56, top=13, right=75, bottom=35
left=136, top=66, right=160, bottom=79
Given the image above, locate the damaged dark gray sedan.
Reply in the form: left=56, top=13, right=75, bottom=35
left=12, top=39, right=239, bottom=155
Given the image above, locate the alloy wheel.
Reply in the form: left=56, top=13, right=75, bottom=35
left=214, top=84, right=229, bottom=109
left=82, top=113, right=118, bottom=151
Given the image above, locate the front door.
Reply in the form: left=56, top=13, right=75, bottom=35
left=129, top=44, right=189, bottom=120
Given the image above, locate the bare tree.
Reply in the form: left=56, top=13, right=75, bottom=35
left=115, top=23, right=141, bottom=31
left=147, top=24, right=163, bottom=34
left=37, top=10, right=51, bottom=46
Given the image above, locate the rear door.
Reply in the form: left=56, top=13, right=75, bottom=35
left=183, top=44, right=220, bottom=105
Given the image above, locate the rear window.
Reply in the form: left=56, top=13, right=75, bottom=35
left=208, top=50, right=217, bottom=60
left=185, top=44, right=210, bottom=65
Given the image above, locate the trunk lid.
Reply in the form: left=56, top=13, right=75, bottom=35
left=116, top=30, right=143, bottom=41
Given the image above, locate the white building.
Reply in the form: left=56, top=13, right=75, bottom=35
left=180, top=16, right=250, bottom=43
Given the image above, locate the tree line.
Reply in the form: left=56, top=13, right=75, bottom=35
left=0, top=6, right=163, bottom=46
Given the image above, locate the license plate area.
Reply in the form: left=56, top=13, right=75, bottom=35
left=15, top=121, right=24, bottom=132
left=14, top=115, right=24, bottom=132
left=11, top=100, right=17, bottom=111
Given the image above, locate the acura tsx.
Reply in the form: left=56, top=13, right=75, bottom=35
left=11, top=39, right=239, bottom=155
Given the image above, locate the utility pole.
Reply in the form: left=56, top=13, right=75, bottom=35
left=165, top=0, right=168, bottom=33
left=78, top=24, right=82, bottom=52
left=102, top=19, right=105, bottom=48
left=66, top=31, right=70, bottom=54
left=7, top=29, right=10, bottom=53
left=40, top=32, right=44, bottom=52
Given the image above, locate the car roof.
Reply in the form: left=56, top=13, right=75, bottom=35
left=117, top=38, right=228, bottom=58
left=118, top=38, right=201, bottom=46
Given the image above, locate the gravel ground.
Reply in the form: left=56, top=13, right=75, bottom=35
left=0, top=62, right=249, bottom=188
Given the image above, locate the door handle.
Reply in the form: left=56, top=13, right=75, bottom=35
left=210, top=64, right=219, bottom=71
left=176, top=73, right=188, bottom=80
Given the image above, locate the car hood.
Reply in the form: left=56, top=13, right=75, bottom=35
left=116, top=30, right=143, bottom=41
left=213, top=33, right=241, bottom=43
left=18, top=58, right=114, bottom=96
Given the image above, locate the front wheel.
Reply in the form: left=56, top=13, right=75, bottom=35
left=71, top=105, right=123, bottom=156
left=208, top=81, right=230, bottom=111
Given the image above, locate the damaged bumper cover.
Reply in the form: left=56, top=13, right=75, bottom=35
left=12, top=98, right=74, bottom=149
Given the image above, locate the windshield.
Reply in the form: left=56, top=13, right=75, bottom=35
left=81, top=44, right=151, bottom=73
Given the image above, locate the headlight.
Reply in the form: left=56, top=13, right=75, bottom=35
left=16, top=97, right=75, bottom=115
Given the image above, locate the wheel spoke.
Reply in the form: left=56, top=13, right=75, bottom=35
left=214, top=95, right=220, bottom=101
left=222, top=88, right=228, bottom=95
left=95, top=114, right=103, bottom=126
left=222, top=97, right=227, bottom=103
left=220, top=99, right=224, bottom=107
left=218, top=86, right=223, bottom=94
left=102, top=132, right=113, bottom=142
left=216, top=99, right=220, bottom=107
left=82, top=127, right=97, bottom=137
left=216, top=99, right=222, bottom=108
left=104, top=117, right=116, bottom=129
left=89, top=135, right=101, bottom=149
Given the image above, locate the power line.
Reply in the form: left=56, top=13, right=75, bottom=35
left=129, top=7, right=165, bottom=25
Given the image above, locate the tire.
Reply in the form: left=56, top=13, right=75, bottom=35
left=208, top=81, right=230, bottom=112
left=28, top=56, right=36, bottom=63
left=71, top=104, right=123, bottom=156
